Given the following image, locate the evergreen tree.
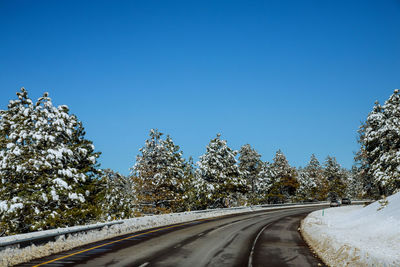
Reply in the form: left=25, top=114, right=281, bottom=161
left=357, top=89, right=400, bottom=196
left=181, top=156, right=197, bottom=211
left=357, top=101, right=385, bottom=197
left=303, top=154, right=327, bottom=200
left=255, top=161, right=274, bottom=204
left=354, top=148, right=376, bottom=198
left=371, top=90, right=400, bottom=194
left=99, top=169, right=136, bottom=220
left=196, top=134, right=246, bottom=208
left=268, top=150, right=298, bottom=203
left=0, top=88, right=101, bottom=235
left=131, top=129, right=187, bottom=214
left=238, top=144, right=262, bottom=204
left=355, top=119, right=378, bottom=198
left=323, top=156, right=347, bottom=200
left=296, top=167, right=315, bottom=201
left=346, top=166, right=364, bottom=199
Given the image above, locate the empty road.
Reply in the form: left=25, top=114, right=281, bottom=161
left=22, top=206, right=327, bottom=267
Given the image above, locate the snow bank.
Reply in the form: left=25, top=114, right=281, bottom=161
left=0, top=203, right=324, bottom=266
left=301, top=193, right=400, bottom=266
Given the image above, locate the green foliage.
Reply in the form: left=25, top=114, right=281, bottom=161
left=297, top=154, right=328, bottom=201
left=196, top=134, right=247, bottom=208
left=267, top=150, right=298, bottom=203
left=324, top=156, right=347, bottom=200
left=131, top=129, right=188, bottom=214
left=98, top=169, right=136, bottom=220
left=181, top=157, right=197, bottom=211
left=356, top=90, right=400, bottom=197
left=238, top=144, right=262, bottom=204
left=0, top=88, right=101, bottom=235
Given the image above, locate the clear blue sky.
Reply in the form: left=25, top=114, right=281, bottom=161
left=1, top=0, right=399, bottom=175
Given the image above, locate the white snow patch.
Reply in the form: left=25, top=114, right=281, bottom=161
left=12, top=147, right=22, bottom=156
left=0, top=201, right=7, bottom=212
left=6, top=143, right=14, bottom=149
left=58, top=169, right=73, bottom=178
left=3, top=203, right=24, bottom=213
left=50, top=190, right=59, bottom=201
left=41, top=193, right=48, bottom=203
left=68, top=193, right=85, bottom=203
left=47, top=149, right=62, bottom=160
left=88, top=156, right=96, bottom=164
left=301, top=193, right=400, bottom=266
left=53, top=178, right=69, bottom=189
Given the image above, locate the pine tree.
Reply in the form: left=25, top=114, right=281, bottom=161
left=355, top=112, right=379, bottom=198
left=371, top=90, right=400, bottom=194
left=296, top=167, right=315, bottom=201
left=0, top=88, right=101, bottom=235
left=161, top=134, right=190, bottom=212
left=181, top=156, right=197, bottom=211
left=323, top=156, right=347, bottom=200
left=131, top=129, right=187, bottom=214
left=354, top=148, right=376, bottom=198
left=238, top=144, right=262, bottom=204
left=346, top=166, right=364, bottom=199
left=268, top=150, right=298, bottom=203
left=357, top=101, right=385, bottom=197
left=196, top=134, right=246, bottom=208
left=357, top=89, right=400, bottom=197
left=255, top=161, right=274, bottom=204
left=0, top=88, right=36, bottom=234
left=99, top=169, right=136, bottom=220
left=303, top=154, right=327, bottom=200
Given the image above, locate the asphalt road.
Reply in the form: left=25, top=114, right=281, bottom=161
left=21, top=206, right=327, bottom=267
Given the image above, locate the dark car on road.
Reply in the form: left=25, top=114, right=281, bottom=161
left=341, top=198, right=351, bottom=205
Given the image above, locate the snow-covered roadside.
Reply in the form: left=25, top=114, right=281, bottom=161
left=0, top=203, right=325, bottom=266
left=301, top=192, right=400, bottom=266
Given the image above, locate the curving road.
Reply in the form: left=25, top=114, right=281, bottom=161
left=21, top=206, right=327, bottom=267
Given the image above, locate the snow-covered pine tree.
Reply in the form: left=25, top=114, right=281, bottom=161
left=33, top=92, right=102, bottom=228
left=346, top=166, right=364, bottom=199
left=371, top=90, right=400, bottom=194
left=196, top=134, right=246, bottom=208
left=0, top=88, right=36, bottom=234
left=323, top=156, right=347, bottom=200
left=300, top=154, right=327, bottom=200
left=268, top=150, right=298, bottom=203
left=358, top=101, right=385, bottom=196
left=355, top=102, right=382, bottom=198
left=255, top=161, right=274, bottom=204
left=238, top=144, right=262, bottom=204
left=181, top=156, right=197, bottom=211
left=161, top=134, right=189, bottom=212
left=378, top=90, right=400, bottom=193
left=0, top=88, right=101, bottom=235
left=99, top=169, right=136, bottom=220
left=354, top=148, right=376, bottom=198
left=131, top=129, right=187, bottom=214
left=357, top=89, right=400, bottom=197
left=296, top=168, right=314, bottom=201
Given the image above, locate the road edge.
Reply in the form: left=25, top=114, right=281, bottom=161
left=299, top=217, right=329, bottom=267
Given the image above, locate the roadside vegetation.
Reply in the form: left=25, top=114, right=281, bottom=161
left=1, top=87, right=399, bottom=236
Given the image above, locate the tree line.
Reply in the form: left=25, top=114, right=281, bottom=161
left=1, top=87, right=399, bottom=236
left=131, top=130, right=358, bottom=215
